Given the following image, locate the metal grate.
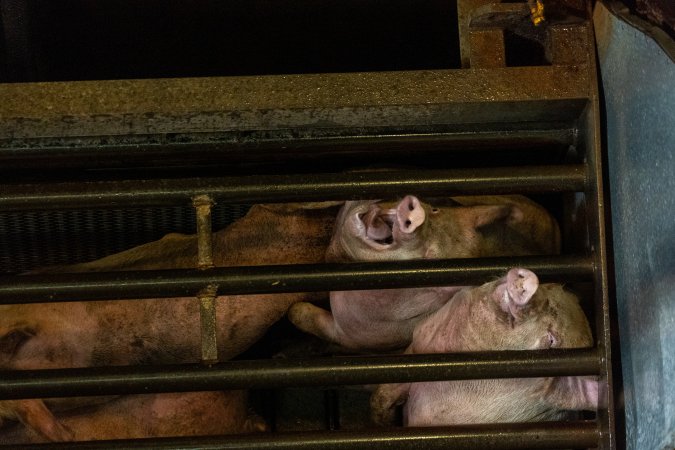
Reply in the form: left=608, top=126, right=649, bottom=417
left=0, top=8, right=617, bottom=450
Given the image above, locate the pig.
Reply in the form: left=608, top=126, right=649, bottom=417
left=0, top=391, right=266, bottom=444
left=370, top=268, right=598, bottom=426
left=325, top=194, right=560, bottom=262
left=288, top=195, right=561, bottom=351
left=0, top=202, right=341, bottom=441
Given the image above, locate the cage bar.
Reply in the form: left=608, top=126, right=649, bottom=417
left=0, top=348, right=599, bottom=399
left=0, top=255, right=594, bottom=304
left=8, top=421, right=600, bottom=450
left=0, top=165, right=586, bottom=211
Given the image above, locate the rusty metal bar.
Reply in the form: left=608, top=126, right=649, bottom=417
left=192, top=195, right=218, bottom=364
left=193, top=195, right=215, bottom=270
left=0, top=255, right=594, bottom=304
left=197, top=285, right=218, bottom=364
left=0, top=127, right=575, bottom=171
left=6, top=420, right=600, bottom=449
left=0, top=348, right=600, bottom=400
left=581, top=25, right=618, bottom=449
left=0, top=165, right=587, bottom=211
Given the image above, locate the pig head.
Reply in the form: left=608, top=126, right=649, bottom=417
left=370, top=268, right=598, bottom=426
left=289, top=195, right=562, bottom=351
left=325, top=194, right=559, bottom=262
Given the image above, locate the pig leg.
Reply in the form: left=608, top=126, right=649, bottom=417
left=542, top=376, right=599, bottom=411
left=1, top=400, right=74, bottom=442
left=287, top=302, right=340, bottom=344
left=370, top=383, right=411, bottom=426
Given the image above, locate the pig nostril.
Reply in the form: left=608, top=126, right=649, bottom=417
left=408, top=202, right=414, bottom=211
left=405, top=220, right=412, bottom=227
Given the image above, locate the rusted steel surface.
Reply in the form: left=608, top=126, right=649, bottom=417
left=0, top=67, right=590, bottom=139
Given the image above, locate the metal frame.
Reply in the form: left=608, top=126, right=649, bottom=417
left=0, top=9, right=615, bottom=450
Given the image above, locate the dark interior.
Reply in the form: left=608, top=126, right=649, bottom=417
left=0, top=0, right=460, bottom=82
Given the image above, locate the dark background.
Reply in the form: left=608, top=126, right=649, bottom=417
left=0, top=0, right=460, bottom=82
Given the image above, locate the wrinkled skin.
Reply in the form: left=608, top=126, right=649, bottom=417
left=289, top=195, right=561, bottom=351
left=0, top=202, right=340, bottom=441
left=0, top=391, right=266, bottom=444
left=370, top=268, right=598, bottom=426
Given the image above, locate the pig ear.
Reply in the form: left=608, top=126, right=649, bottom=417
left=506, top=268, right=539, bottom=306
left=0, top=326, right=36, bottom=357
left=463, top=204, right=522, bottom=230
left=494, top=268, right=539, bottom=313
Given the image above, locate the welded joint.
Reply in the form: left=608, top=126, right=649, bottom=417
left=192, top=194, right=215, bottom=270
left=197, top=284, right=219, bottom=364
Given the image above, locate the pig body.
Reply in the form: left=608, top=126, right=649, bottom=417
left=0, top=391, right=266, bottom=444
left=289, top=195, right=561, bottom=351
left=370, top=269, right=598, bottom=426
left=0, top=202, right=340, bottom=440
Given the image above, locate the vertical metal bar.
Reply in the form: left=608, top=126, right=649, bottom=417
left=324, top=389, right=341, bottom=430
left=193, top=195, right=215, bottom=270
left=583, top=24, right=617, bottom=450
left=193, top=195, right=218, bottom=364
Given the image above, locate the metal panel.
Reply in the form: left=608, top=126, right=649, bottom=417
left=595, top=3, right=675, bottom=449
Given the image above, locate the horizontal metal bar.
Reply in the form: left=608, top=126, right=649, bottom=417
left=0, top=127, right=575, bottom=170
left=0, top=255, right=594, bottom=304
left=0, top=67, right=589, bottom=139
left=0, top=165, right=586, bottom=211
left=7, top=421, right=600, bottom=450
left=0, top=348, right=600, bottom=399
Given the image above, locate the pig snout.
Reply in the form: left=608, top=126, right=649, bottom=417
left=395, top=195, right=425, bottom=236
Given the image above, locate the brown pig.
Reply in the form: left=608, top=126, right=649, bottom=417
left=370, top=268, right=598, bottom=426
left=0, top=391, right=266, bottom=444
left=289, top=195, right=561, bottom=351
left=0, top=202, right=341, bottom=441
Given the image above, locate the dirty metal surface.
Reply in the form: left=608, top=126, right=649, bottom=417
left=596, top=3, right=675, bottom=449
left=0, top=67, right=590, bottom=140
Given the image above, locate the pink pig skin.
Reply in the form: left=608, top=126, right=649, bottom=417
left=289, top=195, right=561, bottom=351
left=370, top=269, right=598, bottom=426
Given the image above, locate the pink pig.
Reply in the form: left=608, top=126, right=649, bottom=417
left=289, top=195, right=561, bottom=351
left=370, top=269, right=598, bottom=426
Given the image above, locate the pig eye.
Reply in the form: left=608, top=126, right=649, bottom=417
left=431, top=208, right=439, bottom=214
